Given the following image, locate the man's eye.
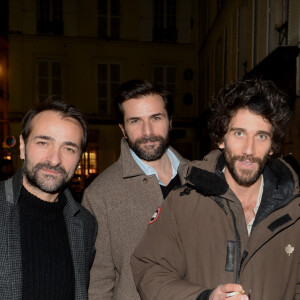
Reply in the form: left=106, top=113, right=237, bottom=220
left=153, top=116, right=161, bottom=120
left=258, top=134, right=267, bottom=140
left=130, top=119, right=139, bottom=124
left=37, top=141, right=47, bottom=145
left=234, top=131, right=243, bottom=136
left=65, top=147, right=75, bottom=153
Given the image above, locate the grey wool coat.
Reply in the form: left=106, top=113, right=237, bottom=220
left=0, top=168, right=97, bottom=300
left=82, top=138, right=190, bottom=300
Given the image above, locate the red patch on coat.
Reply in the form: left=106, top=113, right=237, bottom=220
left=149, top=206, right=161, bottom=224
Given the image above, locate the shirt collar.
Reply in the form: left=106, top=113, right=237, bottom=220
left=129, top=148, right=180, bottom=186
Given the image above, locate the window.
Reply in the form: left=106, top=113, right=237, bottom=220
left=238, top=4, right=248, bottom=77
left=37, top=0, right=63, bottom=35
left=153, top=0, right=177, bottom=42
left=97, top=63, right=120, bottom=116
left=215, top=36, right=224, bottom=92
left=98, top=0, right=120, bottom=40
left=268, top=0, right=289, bottom=53
left=37, top=60, right=62, bottom=102
left=76, top=147, right=98, bottom=176
left=0, top=0, right=8, bottom=37
left=154, top=65, right=176, bottom=97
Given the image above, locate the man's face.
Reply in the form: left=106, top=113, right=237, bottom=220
left=119, top=94, right=172, bottom=162
left=20, top=110, right=83, bottom=197
left=219, top=108, right=273, bottom=187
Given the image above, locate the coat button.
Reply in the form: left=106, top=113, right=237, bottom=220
left=143, top=178, right=148, bottom=183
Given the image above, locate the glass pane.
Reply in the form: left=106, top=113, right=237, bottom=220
left=98, top=0, right=107, bottom=14
left=52, top=62, right=61, bottom=77
left=167, top=83, right=176, bottom=96
left=154, top=67, right=163, bottom=82
left=39, top=78, right=49, bottom=94
left=39, top=95, right=48, bottom=103
left=167, top=0, right=176, bottom=28
left=98, top=83, right=107, bottom=98
left=111, top=0, right=120, bottom=16
left=38, top=0, right=50, bottom=20
left=98, top=64, right=107, bottom=81
left=110, top=64, right=120, bottom=81
left=111, top=18, right=120, bottom=39
left=167, top=67, right=176, bottom=82
left=154, top=0, right=164, bottom=27
left=98, top=100, right=107, bottom=113
left=110, top=83, right=119, bottom=97
left=53, top=0, right=63, bottom=19
left=38, top=61, right=48, bottom=77
left=98, top=17, right=107, bottom=38
left=52, top=79, right=62, bottom=95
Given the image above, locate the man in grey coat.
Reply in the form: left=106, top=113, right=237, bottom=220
left=82, top=79, right=190, bottom=300
left=0, top=100, right=97, bottom=300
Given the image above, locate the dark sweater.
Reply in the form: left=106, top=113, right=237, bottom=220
left=160, top=173, right=182, bottom=199
left=19, top=186, right=75, bottom=300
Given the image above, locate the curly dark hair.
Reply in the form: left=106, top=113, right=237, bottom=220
left=208, top=77, right=291, bottom=156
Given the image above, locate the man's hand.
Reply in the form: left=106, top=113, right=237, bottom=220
left=209, top=284, right=249, bottom=300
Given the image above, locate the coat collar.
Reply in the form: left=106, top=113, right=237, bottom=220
left=186, top=150, right=299, bottom=225
left=120, top=137, right=190, bottom=179
left=9, top=168, right=81, bottom=216
left=5, top=168, right=86, bottom=299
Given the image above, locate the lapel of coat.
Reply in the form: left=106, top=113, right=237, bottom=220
left=63, top=189, right=86, bottom=300
left=4, top=175, right=23, bottom=299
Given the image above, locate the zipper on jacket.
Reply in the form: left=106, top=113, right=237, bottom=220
left=226, top=199, right=242, bottom=283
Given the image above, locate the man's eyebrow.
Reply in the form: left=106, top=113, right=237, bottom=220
left=229, top=127, right=246, bottom=132
left=151, top=112, right=166, bottom=117
left=34, top=135, right=80, bottom=149
left=229, top=128, right=271, bottom=136
left=63, top=141, right=80, bottom=149
left=34, top=135, right=54, bottom=141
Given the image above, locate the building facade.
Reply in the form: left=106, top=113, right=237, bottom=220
left=8, top=0, right=200, bottom=188
left=198, top=0, right=300, bottom=162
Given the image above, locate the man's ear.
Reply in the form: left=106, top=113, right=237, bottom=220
left=218, top=140, right=225, bottom=150
left=19, top=135, right=25, bottom=160
left=269, top=147, right=273, bottom=156
left=118, top=124, right=127, bottom=138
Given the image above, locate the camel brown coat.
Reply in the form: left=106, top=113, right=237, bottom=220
left=82, top=138, right=189, bottom=300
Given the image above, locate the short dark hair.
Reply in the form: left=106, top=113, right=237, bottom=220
left=114, top=79, right=174, bottom=124
left=208, top=77, right=291, bottom=156
left=21, top=99, right=88, bottom=153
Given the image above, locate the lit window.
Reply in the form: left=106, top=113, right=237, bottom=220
left=76, top=148, right=98, bottom=176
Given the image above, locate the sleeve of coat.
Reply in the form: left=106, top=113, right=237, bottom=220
left=295, top=263, right=300, bottom=299
left=130, top=191, right=206, bottom=300
left=82, top=187, right=115, bottom=300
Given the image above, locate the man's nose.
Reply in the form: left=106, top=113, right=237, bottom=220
left=242, top=137, right=255, bottom=156
left=142, top=121, right=154, bottom=136
left=46, top=147, right=62, bottom=165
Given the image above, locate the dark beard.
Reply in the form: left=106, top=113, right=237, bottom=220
left=127, top=134, right=169, bottom=161
left=23, top=161, right=69, bottom=194
left=224, top=151, right=269, bottom=187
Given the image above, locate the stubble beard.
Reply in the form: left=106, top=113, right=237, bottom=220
left=224, top=149, right=269, bottom=187
left=23, top=154, right=72, bottom=194
left=127, top=133, right=170, bottom=161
